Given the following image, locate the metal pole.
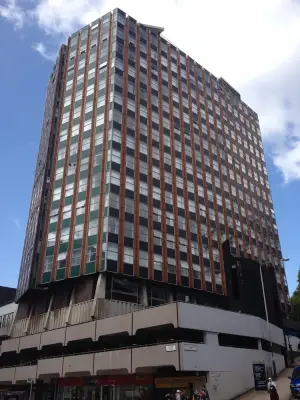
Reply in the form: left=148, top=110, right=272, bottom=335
left=29, top=379, right=33, bottom=400
left=259, top=264, right=275, bottom=378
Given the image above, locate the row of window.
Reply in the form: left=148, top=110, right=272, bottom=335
left=44, top=241, right=222, bottom=285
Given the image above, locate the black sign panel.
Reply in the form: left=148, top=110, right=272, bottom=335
left=252, top=363, right=268, bottom=390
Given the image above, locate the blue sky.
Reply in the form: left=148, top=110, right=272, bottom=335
left=0, top=0, right=300, bottom=294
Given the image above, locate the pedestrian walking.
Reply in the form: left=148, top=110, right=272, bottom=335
left=199, top=386, right=210, bottom=400
left=193, top=391, right=201, bottom=400
left=175, top=389, right=183, bottom=400
left=267, top=378, right=279, bottom=400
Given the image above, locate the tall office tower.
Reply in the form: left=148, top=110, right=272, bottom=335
left=16, top=46, right=67, bottom=301
left=17, top=8, right=290, bottom=313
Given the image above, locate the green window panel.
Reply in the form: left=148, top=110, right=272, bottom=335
left=95, top=126, right=102, bottom=134
left=85, top=262, right=96, bottom=275
left=49, top=222, right=58, bottom=232
left=83, top=130, right=91, bottom=140
left=52, top=200, right=60, bottom=210
left=87, top=77, right=94, bottom=87
left=78, top=191, right=87, bottom=202
left=67, top=175, right=75, bottom=184
left=89, top=210, right=98, bottom=220
left=73, top=238, right=83, bottom=249
left=57, top=159, right=65, bottom=169
left=76, top=214, right=85, bottom=225
left=88, top=235, right=97, bottom=245
left=80, top=170, right=89, bottom=179
left=56, top=268, right=66, bottom=281
left=73, top=117, right=80, bottom=126
left=69, top=154, right=77, bottom=164
left=71, top=136, right=79, bottom=145
left=59, top=141, right=66, bottom=150
left=62, top=218, right=71, bottom=229
left=104, top=207, right=109, bottom=217
left=65, top=196, right=73, bottom=206
left=93, top=165, right=102, bottom=174
left=46, top=246, right=55, bottom=256
left=92, top=187, right=100, bottom=196
left=59, top=242, right=68, bottom=253
left=42, top=272, right=51, bottom=284
left=102, top=232, right=107, bottom=242
left=70, top=265, right=80, bottom=278
left=86, top=94, right=94, bottom=104
left=81, top=149, right=90, bottom=159
left=97, top=105, right=105, bottom=115
left=55, top=179, right=63, bottom=189
left=94, top=144, right=103, bottom=153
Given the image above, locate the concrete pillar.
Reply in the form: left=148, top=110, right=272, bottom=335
left=65, top=285, right=76, bottom=326
left=91, top=273, right=106, bottom=319
left=205, top=331, right=219, bottom=346
left=167, top=292, right=173, bottom=303
left=140, top=284, right=148, bottom=306
left=98, top=273, right=106, bottom=299
left=24, top=305, right=34, bottom=335
left=258, top=339, right=262, bottom=350
left=43, top=294, right=54, bottom=330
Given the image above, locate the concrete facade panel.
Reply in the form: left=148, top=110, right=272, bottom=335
left=133, top=303, right=177, bottom=334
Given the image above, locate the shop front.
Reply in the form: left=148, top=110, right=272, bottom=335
left=38, top=373, right=206, bottom=400
left=55, top=375, right=154, bottom=400
left=0, top=385, right=29, bottom=400
left=154, top=375, right=207, bottom=400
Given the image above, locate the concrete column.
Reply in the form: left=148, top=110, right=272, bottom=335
left=258, top=339, right=262, bottom=350
left=140, top=284, right=148, bottom=306
left=98, top=273, right=106, bottom=299
left=43, top=294, right=54, bottom=330
left=65, top=285, right=76, bottom=326
left=24, top=305, right=34, bottom=335
left=91, top=273, right=106, bottom=319
left=167, top=292, right=173, bottom=303
left=205, top=331, right=219, bottom=346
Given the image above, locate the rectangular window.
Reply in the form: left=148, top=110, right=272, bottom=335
left=139, top=250, right=148, bottom=268
left=72, top=248, right=81, bottom=266
left=44, top=255, right=53, bottom=272
left=124, top=247, right=133, bottom=264
left=107, top=243, right=118, bottom=261
left=86, top=245, right=96, bottom=263
left=57, top=252, right=67, bottom=269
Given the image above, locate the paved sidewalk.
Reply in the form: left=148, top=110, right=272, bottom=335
left=237, top=368, right=293, bottom=400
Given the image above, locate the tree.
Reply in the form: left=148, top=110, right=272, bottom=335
left=290, top=268, right=300, bottom=320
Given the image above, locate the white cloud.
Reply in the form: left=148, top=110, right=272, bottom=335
left=13, top=217, right=21, bottom=231
left=32, top=42, right=56, bottom=61
left=2, top=0, right=300, bottom=182
left=32, top=0, right=106, bottom=36
left=273, top=142, right=300, bottom=183
left=0, top=0, right=25, bottom=28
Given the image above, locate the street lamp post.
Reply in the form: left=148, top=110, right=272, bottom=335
left=260, top=258, right=291, bottom=378
left=27, top=378, right=33, bottom=400
left=259, top=263, right=275, bottom=378
left=280, top=258, right=290, bottom=365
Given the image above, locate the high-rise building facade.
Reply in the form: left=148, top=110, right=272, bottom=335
left=17, top=8, right=289, bottom=311
left=0, top=8, right=291, bottom=399
left=16, top=46, right=67, bottom=301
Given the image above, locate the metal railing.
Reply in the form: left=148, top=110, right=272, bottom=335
left=4, top=299, right=145, bottom=339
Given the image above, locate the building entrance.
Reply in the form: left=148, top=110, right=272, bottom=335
left=55, top=375, right=154, bottom=400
